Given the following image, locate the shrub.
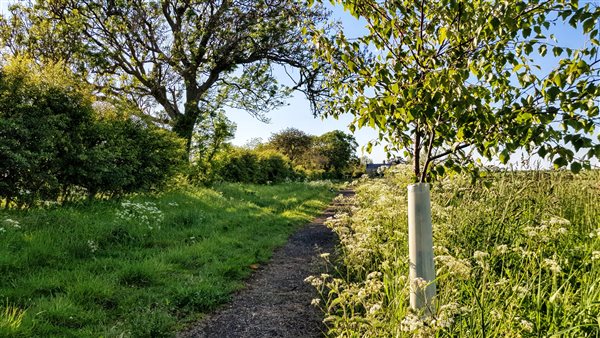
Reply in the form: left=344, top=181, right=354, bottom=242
left=214, top=148, right=296, bottom=184
left=0, top=58, right=94, bottom=207
left=77, top=118, right=185, bottom=198
left=0, top=57, right=186, bottom=206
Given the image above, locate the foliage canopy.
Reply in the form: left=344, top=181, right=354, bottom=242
left=312, top=0, right=600, bottom=182
left=1, top=0, right=330, bottom=153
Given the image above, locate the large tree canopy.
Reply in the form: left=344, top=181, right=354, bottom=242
left=312, top=0, right=600, bottom=181
left=267, top=127, right=314, bottom=163
left=1, top=0, right=329, bottom=152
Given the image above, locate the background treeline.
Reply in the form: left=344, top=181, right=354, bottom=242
left=0, top=57, right=362, bottom=208
left=0, top=58, right=185, bottom=208
left=192, top=128, right=363, bottom=184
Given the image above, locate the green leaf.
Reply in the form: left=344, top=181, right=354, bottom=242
left=553, top=46, right=563, bottom=57
left=499, top=150, right=510, bottom=164
left=583, top=18, right=595, bottom=33
left=438, top=27, right=447, bottom=44
left=553, top=157, right=568, bottom=169
left=537, top=146, right=548, bottom=158
left=513, top=64, right=524, bottom=73
left=570, top=162, right=582, bottom=173
left=553, top=73, right=564, bottom=87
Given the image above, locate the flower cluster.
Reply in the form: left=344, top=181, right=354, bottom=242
left=1, top=218, right=21, bottom=234
left=309, top=166, right=599, bottom=337
left=116, top=201, right=164, bottom=229
left=87, top=240, right=99, bottom=253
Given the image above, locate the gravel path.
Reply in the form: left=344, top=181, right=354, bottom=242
left=177, top=190, right=353, bottom=338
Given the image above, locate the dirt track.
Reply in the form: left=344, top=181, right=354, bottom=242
left=177, top=190, right=353, bottom=338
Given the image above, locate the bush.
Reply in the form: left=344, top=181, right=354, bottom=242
left=256, top=150, right=295, bottom=183
left=214, top=148, right=296, bottom=184
left=0, top=58, right=186, bottom=207
left=0, top=59, right=95, bottom=207
left=77, top=118, right=185, bottom=198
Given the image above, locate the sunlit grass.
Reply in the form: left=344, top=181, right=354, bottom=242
left=312, top=167, right=600, bottom=337
left=0, top=302, right=26, bottom=336
left=0, top=181, right=336, bottom=337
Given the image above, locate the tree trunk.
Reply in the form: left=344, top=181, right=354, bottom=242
left=173, top=84, right=202, bottom=157
left=173, top=111, right=198, bottom=155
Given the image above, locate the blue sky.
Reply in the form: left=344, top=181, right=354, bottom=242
left=0, top=2, right=596, bottom=165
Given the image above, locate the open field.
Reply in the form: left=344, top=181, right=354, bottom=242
left=312, top=168, right=600, bottom=337
left=0, top=181, right=336, bottom=337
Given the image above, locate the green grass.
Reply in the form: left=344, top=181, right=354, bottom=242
left=0, top=181, right=336, bottom=337
left=313, top=167, right=600, bottom=337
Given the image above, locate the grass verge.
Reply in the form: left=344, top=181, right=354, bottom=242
left=0, top=181, right=336, bottom=337
left=311, top=167, right=600, bottom=337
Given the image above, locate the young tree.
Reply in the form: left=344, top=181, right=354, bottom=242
left=1, top=0, right=330, bottom=153
left=192, top=110, right=236, bottom=165
left=312, top=0, right=600, bottom=313
left=315, top=0, right=599, bottom=181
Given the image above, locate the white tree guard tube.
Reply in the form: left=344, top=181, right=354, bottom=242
left=408, top=183, right=436, bottom=314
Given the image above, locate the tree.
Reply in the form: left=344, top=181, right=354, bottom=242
left=267, top=128, right=314, bottom=163
left=314, top=0, right=600, bottom=182
left=1, top=0, right=330, bottom=153
left=312, top=0, right=600, bottom=313
left=191, top=110, right=236, bottom=165
left=314, top=130, right=358, bottom=176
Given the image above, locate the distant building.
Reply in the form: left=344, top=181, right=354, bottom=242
left=365, top=158, right=406, bottom=176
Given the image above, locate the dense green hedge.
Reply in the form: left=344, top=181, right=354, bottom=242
left=216, top=148, right=296, bottom=184
left=0, top=59, right=185, bottom=208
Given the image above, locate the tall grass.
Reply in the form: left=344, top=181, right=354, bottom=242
left=0, top=181, right=336, bottom=337
left=0, top=302, right=26, bottom=336
left=311, top=167, right=599, bottom=337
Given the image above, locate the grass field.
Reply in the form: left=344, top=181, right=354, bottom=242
left=0, top=181, right=336, bottom=337
left=311, top=167, right=599, bottom=337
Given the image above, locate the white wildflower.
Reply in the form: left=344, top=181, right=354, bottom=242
left=512, top=285, right=529, bottom=298
left=413, top=277, right=429, bottom=290
left=490, top=309, right=502, bottom=320
left=304, top=275, right=323, bottom=287
left=543, top=258, right=562, bottom=274
left=0, top=227, right=5, bottom=233
left=435, top=255, right=472, bottom=280
left=368, top=303, right=382, bottom=314
left=319, top=252, right=330, bottom=259
left=473, top=251, right=489, bottom=260
left=549, top=290, right=561, bottom=303
left=592, top=251, right=600, bottom=261
left=310, top=298, right=321, bottom=306
left=366, top=271, right=382, bottom=280
left=519, top=319, right=534, bottom=333
left=473, top=251, right=489, bottom=269
left=400, top=313, right=424, bottom=332
left=494, top=278, right=509, bottom=287
left=3, top=219, right=20, bottom=229
left=495, top=244, right=509, bottom=254
left=546, top=216, right=570, bottom=226
left=87, top=240, right=99, bottom=253
left=116, top=201, right=163, bottom=228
